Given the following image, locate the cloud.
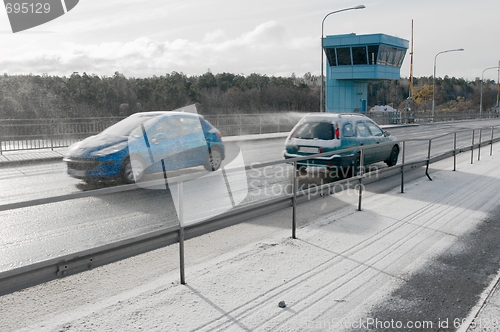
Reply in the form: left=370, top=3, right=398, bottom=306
left=237, top=21, right=287, bottom=47
left=0, top=21, right=314, bottom=78
left=203, top=29, right=226, bottom=43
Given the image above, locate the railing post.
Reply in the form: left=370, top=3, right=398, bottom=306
left=478, top=128, right=482, bottom=161
left=425, top=139, right=432, bottom=181
left=491, top=127, right=494, bottom=156
left=471, top=129, right=475, bottom=164
left=401, top=141, right=405, bottom=193
left=292, top=161, right=297, bottom=239
left=239, top=115, right=242, bottom=136
left=178, top=181, right=186, bottom=285
left=357, top=148, right=364, bottom=211
left=453, top=132, right=457, bottom=171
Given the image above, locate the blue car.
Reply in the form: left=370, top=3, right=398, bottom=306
left=63, top=108, right=225, bottom=184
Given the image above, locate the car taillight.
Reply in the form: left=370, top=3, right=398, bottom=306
left=216, top=132, right=222, bottom=139
left=319, top=147, right=323, bottom=153
left=335, top=122, right=340, bottom=139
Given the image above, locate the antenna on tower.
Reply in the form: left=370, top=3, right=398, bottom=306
left=405, top=19, right=415, bottom=123
left=409, top=19, right=414, bottom=99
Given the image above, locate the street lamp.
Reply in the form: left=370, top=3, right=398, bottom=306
left=480, top=65, right=499, bottom=117
left=320, top=5, right=365, bottom=112
left=432, top=48, right=464, bottom=120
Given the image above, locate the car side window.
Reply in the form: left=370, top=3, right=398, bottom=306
left=356, top=122, right=371, bottom=138
left=180, top=117, right=203, bottom=136
left=151, top=117, right=182, bottom=139
left=366, top=121, right=384, bottom=137
left=342, top=122, right=355, bottom=137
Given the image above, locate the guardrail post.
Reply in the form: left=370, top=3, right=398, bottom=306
left=239, top=115, right=242, bottom=136
left=471, top=129, right=475, bottom=164
left=491, top=127, right=494, bottom=156
left=178, top=181, right=186, bottom=285
left=357, top=148, right=364, bottom=211
left=292, top=161, right=297, bottom=239
left=453, top=132, right=457, bottom=171
left=401, top=141, right=405, bottom=193
left=425, top=139, right=432, bottom=181
left=478, top=128, right=482, bottom=161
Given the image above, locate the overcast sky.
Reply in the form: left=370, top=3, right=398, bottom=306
left=1, top=0, right=499, bottom=81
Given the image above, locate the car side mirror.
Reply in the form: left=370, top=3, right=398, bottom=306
left=152, top=133, right=167, bottom=144
left=384, top=131, right=391, bottom=137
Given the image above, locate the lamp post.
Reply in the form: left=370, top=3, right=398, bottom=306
left=320, top=5, right=365, bottom=112
left=432, top=48, right=464, bottom=120
left=480, top=65, right=499, bottom=117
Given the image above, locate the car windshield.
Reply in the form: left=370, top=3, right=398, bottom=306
left=291, top=121, right=334, bottom=140
left=100, top=113, right=163, bottom=136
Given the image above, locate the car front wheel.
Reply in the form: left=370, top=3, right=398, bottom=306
left=204, top=148, right=222, bottom=171
left=386, top=145, right=399, bottom=167
left=122, top=156, right=146, bottom=183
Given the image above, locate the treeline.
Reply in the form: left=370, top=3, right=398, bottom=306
left=0, top=71, right=498, bottom=119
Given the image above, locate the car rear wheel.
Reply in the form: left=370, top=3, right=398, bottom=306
left=295, top=163, right=307, bottom=173
left=204, top=148, right=222, bottom=171
left=386, top=145, right=399, bottom=167
left=351, top=153, right=361, bottom=176
left=122, top=156, right=146, bottom=183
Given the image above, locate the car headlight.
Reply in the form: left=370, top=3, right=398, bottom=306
left=64, top=143, right=80, bottom=158
left=91, top=141, right=128, bottom=157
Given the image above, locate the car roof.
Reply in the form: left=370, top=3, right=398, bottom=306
left=131, top=111, right=202, bottom=118
left=300, top=113, right=370, bottom=122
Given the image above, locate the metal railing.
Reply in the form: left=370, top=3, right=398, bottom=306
left=369, top=111, right=499, bottom=125
left=1, top=112, right=497, bottom=154
left=0, top=124, right=498, bottom=294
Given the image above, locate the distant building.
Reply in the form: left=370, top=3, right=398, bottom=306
left=323, top=33, right=409, bottom=113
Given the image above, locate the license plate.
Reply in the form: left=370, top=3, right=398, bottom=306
left=68, top=169, right=86, bottom=177
left=299, top=146, right=319, bottom=153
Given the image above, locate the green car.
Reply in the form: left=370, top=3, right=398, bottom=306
left=283, top=113, right=399, bottom=172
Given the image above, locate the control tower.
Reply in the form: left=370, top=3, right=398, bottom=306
left=323, top=33, right=409, bottom=113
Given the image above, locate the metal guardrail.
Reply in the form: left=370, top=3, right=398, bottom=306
left=0, top=125, right=499, bottom=295
left=0, top=114, right=300, bottom=154
left=1, top=112, right=498, bottom=154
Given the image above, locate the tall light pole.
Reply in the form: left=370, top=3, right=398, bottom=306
left=320, top=5, right=365, bottom=112
left=432, top=48, right=464, bottom=120
left=497, top=61, right=500, bottom=115
left=480, top=65, right=499, bottom=117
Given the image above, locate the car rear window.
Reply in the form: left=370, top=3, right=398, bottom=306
left=291, top=122, right=334, bottom=140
